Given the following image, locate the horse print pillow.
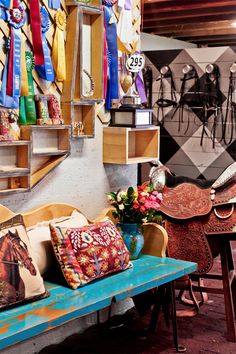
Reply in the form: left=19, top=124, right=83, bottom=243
left=0, top=215, right=48, bottom=310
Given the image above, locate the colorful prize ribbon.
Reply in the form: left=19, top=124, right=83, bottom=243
left=19, top=52, right=37, bottom=125
left=52, top=10, right=66, bottom=82
left=0, top=39, right=19, bottom=108
left=0, top=0, right=11, bottom=8
left=103, top=0, right=119, bottom=109
left=29, top=0, right=44, bottom=65
left=35, top=6, right=55, bottom=82
left=6, top=0, right=26, bottom=98
left=48, top=0, right=60, bottom=9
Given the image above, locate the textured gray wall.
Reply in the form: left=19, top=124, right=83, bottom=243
left=0, top=119, right=137, bottom=219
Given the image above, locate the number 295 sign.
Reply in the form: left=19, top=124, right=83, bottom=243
left=126, top=54, right=145, bottom=73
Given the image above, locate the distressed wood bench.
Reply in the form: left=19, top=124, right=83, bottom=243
left=0, top=204, right=197, bottom=353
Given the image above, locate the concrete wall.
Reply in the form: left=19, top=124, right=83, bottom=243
left=0, top=119, right=137, bottom=219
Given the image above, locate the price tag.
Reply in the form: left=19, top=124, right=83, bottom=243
left=126, top=54, right=145, bottom=73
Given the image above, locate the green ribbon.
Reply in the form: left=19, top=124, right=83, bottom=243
left=19, top=52, right=37, bottom=125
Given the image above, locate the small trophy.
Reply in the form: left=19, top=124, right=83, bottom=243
left=109, top=53, right=153, bottom=128
left=120, top=53, right=142, bottom=108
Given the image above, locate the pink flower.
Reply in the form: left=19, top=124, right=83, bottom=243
left=144, top=200, right=160, bottom=210
left=133, top=203, right=139, bottom=209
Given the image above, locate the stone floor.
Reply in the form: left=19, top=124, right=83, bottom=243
left=40, top=243, right=236, bottom=354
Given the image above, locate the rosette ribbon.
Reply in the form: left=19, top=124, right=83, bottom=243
left=52, top=10, right=66, bottom=82
left=19, top=52, right=37, bottom=125
left=35, top=6, right=55, bottom=82
left=6, top=0, right=26, bottom=98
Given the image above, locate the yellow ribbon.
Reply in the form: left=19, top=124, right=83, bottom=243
left=20, top=38, right=28, bottom=96
left=52, top=10, right=66, bottom=82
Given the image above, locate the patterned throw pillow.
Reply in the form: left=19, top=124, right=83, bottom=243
left=0, top=215, right=48, bottom=310
left=50, top=220, right=132, bottom=289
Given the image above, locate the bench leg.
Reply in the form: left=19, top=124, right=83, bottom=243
left=169, top=281, right=186, bottom=353
left=148, top=287, right=163, bottom=333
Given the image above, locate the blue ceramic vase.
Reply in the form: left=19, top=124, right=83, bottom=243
left=118, top=223, right=144, bottom=260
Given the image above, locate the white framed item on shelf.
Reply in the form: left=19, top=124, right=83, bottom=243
left=75, top=6, right=103, bottom=101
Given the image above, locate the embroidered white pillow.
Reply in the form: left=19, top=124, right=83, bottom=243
left=27, top=210, right=88, bottom=275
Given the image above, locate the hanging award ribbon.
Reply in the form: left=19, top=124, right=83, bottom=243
left=6, top=0, right=26, bottom=98
left=35, top=6, right=55, bottom=82
left=48, top=0, right=60, bottom=9
left=19, top=52, right=37, bottom=125
left=20, top=38, right=28, bottom=96
left=52, top=10, right=66, bottom=82
left=29, top=0, right=44, bottom=65
left=0, top=45, right=19, bottom=108
left=103, top=0, right=119, bottom=109
left=0, top=0, right=11, bottom=8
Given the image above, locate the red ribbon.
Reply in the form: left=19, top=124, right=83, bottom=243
left=6, top=29, right=14, bottom=96
left=29, top=0, right=44, bottom=65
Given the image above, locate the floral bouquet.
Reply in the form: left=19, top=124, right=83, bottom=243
left=107, top=184, right=163, bottom=226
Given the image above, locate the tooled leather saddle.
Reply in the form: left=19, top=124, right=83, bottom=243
left=149, top=162, right=236, bottom=276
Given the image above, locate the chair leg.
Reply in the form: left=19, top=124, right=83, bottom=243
left=220, top=240, right=236, bottom=342
left=231, top=275, right=236, bottom=319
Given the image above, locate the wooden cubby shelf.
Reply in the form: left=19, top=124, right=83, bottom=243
left=21, top=125, right=71, bottom=156
left=62, top=5, right=103, bottom=103
left=20, top=125, right=71, bottom=188
left=103, top=126, right=160, bottom=164
left=0, top=141, right=31, bottom=193
left=65, top=0, right=101, bottom=8
left=62, top=102, right=95, bottom=138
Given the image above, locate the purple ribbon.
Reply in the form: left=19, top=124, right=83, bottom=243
left=124, top=0, right=131, bottom=10
left=135, top=71, right=147, bottom=104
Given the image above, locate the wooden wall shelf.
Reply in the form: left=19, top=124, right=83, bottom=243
left=62, top=102, right=95, bottom=138
left=62, top=5, right=103, bottom=103
left=20, top=125, right=71, bottom=188
left=21, top=125, right=71, bottom=156
left=0, top=141, right=31, bottom=193
left=103, top=126, right=160, bottom=164
left=65, top=0, right=101, bottom=8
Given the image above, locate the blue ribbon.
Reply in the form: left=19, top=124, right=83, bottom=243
left=104, top=6, right=119, bottom=110
left=0, top=8, right=7, bottom=19
left=35, top=6, right=55, bottom=81
left=48, top=0, right=60, bottom=9
left=5, top=2, right=26, bottom=100
left=0, top=0, right=10, bottom=8
left=12, top=28, right=21, bottom=97
left=0, top=55, right=19, bottom=108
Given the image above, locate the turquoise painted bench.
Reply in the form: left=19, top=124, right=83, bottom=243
left=0, top=254, right=197, bottom=352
